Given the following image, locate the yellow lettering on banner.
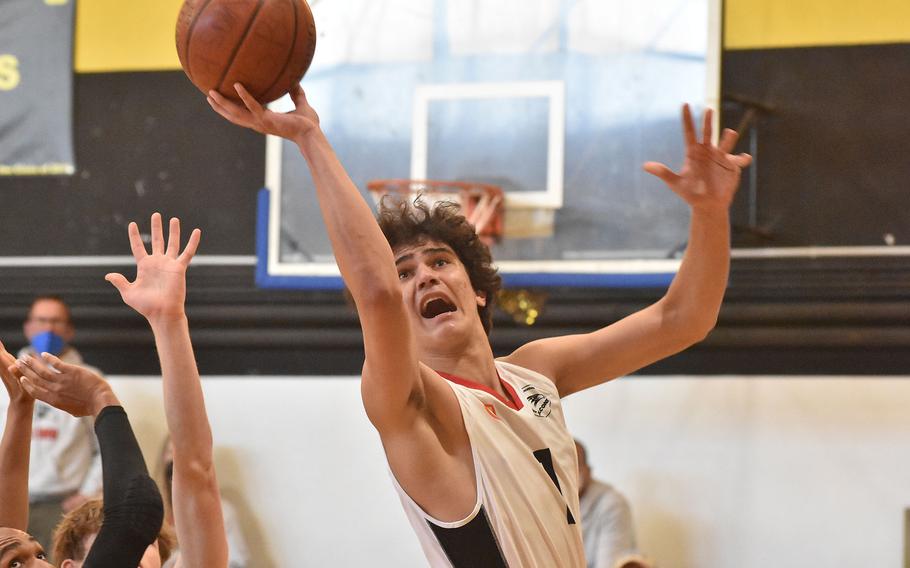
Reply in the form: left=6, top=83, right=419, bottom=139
left=44, top=0, right=69, bottom=5
left=0, top=55, right=21, bottom=91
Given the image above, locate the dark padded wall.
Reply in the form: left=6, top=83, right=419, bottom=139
left=723, top=43, right=910, bottom=249
left=0, top=71, right=263, bottom=255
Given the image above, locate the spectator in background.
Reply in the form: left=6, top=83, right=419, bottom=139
left=576, top=439, right=643, bottom=568
left=17, top=295, right=103, bottom=548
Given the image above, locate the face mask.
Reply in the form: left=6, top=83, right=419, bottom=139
left=31, top=330, right=66, bottom=356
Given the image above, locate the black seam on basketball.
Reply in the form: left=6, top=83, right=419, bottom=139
left=183, top=0, right=216, bottom=84
left=257, top=0, right=299, bottom=101
left=217, top=0, right=267, bottom=95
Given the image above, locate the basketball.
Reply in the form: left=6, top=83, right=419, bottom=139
left=176, top=0, right=317, bottom=104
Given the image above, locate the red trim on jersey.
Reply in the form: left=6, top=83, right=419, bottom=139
left=436, top=370, right=524, bottom=411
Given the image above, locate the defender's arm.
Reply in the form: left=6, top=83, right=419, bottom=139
left=0, top=341, right=33, bottom=530
left=105, top=215, right=228, bottom=567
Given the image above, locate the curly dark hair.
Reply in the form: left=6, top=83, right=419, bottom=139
left=377, top=196, right=501, bottom=335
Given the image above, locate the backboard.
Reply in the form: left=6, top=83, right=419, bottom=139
left=258, top=0, right=721, bottom=288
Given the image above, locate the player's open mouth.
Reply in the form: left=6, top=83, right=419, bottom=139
left=421, top=296, right=457, bottom=319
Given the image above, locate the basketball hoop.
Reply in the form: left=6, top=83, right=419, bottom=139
left=367, top=179, right=505, bottom=245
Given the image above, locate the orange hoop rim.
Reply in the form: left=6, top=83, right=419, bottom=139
left=366, top=178, right=504, bottom=199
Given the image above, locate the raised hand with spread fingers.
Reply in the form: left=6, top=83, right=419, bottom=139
left=105, top=212, right=201, bottom=324
left=643, top=105, right=752, bottom=213
left=108, top=213, right=228, bottom=568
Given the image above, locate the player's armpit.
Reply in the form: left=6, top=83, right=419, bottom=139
left=361, top=362, right=464, bottom=439
left=375, top=385, right=476, bottom=523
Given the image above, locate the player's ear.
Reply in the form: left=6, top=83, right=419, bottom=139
left=475, top=290, right=487, bottom=307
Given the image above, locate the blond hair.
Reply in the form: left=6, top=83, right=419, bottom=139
left=52, top=499, right=175, bottom=564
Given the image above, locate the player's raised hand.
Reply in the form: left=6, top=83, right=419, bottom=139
left=16, top=353, right=118, bottom=418
left=208, top=82, right=320, bottom=144
left=0, top=340, right=30, bottom=406
left=105, top=213, right=201, bottom=324
left=643, top=104, right=752, bottom=213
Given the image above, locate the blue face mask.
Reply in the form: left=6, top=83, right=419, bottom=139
left=31, top=331, right=66, bottom=356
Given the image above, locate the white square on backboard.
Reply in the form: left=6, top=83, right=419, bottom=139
left=410, top=81, right=565, bottom=210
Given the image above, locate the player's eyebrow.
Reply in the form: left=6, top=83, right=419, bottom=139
left=0, top=534, right=39, bottom=556
left=423, top=247, right=454, bottom=256
left=394, top=253, right=414, bottom=266
left=0, top=539, right=22, bottom=557
left=396, top=246, right=455, bottom=265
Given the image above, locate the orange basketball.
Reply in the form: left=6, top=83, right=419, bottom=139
left=176, top=0, right=317, bottom=104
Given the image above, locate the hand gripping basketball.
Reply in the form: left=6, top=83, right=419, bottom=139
left=208, top=83, right=320, bottom=144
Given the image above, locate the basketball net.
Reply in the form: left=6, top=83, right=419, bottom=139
left=367, top=179, right=505, bottom=246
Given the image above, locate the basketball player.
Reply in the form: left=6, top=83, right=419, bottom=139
left=1, top=340, right=164, bottom=567
left=103, top=214, right=229, bottom=568
left=9, top=215, right=228, bottom=568
left=209, top=83, right=750, bottom=566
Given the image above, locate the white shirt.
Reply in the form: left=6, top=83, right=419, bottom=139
left=11, top=346, right=103, bottom=498
left=391, top=360, right=586, bottom=567
left=579, top=480, right=637, bottom=568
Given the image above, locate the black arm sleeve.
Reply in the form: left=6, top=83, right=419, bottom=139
left=83, top=406, right=164, bottom=568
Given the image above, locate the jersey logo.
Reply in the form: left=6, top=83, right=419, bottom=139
left=521, top=385, right=552, bottom=418
left=483, top=403, right=500, bottom=420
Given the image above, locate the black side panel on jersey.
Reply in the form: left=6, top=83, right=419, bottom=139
left=533, top=448, right=577, bottom=525
left=429, top=506, right=509, bottom=568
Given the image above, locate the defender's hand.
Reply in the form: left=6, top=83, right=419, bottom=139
left=643, top=105, right=752, bottom=213
left=105, top=213, right=201, bottom=324
left=17, top=353, right=118, bottom=418
left=0, top=340, right=31, bottom=406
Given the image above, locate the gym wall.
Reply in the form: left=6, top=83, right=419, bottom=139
left=90, top=374, right=910, bottom=568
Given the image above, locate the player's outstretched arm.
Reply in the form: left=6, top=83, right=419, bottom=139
left=15, top=354, right=164, bottom=566
left=0, top=340, right=33, bottom=530
left=105, top=213, right=228, bottom=568
left=207, top=85, right=422, bottom=432
left=506, top=105, right=752, bottom=396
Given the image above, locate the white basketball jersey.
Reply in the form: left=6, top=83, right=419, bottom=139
left=391, top=360, right=586, bottom=567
